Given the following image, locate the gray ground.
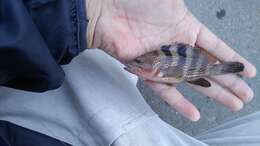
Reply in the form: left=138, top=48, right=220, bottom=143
left=138, top=0, right=260, bottom=136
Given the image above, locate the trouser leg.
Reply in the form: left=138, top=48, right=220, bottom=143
left=196, top=111, right=260, bottom=146
left=112, top=111, right=260, bottom=146
left=0, top=120, right=72, bottom=146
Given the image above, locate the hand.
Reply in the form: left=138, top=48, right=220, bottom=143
left=87, top=0, right=257, bottom=121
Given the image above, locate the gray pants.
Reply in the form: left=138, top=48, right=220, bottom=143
left=0, top=50, right=259, bottom=146
left=113, top=111, right=260, bottom=146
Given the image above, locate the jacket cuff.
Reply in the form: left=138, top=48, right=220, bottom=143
left=59, top=0, right=88, bottom=64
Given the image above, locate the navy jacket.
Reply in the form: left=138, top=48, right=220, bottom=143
left=0, top=0, right=88, bottom=92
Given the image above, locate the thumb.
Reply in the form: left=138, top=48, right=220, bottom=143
left=86, top=0, right=103, bottom=48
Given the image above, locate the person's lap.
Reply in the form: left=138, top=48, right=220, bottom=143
left=112, top=111, right=260, bottom=146
left=1, top=107, right=259, bottom=146
left=197, top=111, right=260, bottom=146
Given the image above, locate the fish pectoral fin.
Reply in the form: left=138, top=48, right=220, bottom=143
left=187, top=78, right=211, bottom=87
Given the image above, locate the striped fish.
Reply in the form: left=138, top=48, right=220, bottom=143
left=125, top=43, right=244, bottom=87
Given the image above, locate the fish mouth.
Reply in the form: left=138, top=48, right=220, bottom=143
left=124, top=64, right=159, bottom=81
left=124, top=64, right=141, bottom=75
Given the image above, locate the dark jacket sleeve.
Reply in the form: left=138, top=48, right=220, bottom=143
left=0, top=0, right=88, bottom=92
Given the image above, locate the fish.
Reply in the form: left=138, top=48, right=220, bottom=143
left=125, top=43, right=245, bottom=87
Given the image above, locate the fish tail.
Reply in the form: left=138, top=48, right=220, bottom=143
left=208, top=62, right=244, bottom=75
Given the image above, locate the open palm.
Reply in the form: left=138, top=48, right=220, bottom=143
left=89, top=0, right=257, bottom=121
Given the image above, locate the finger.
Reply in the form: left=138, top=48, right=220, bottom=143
left=145, top=81, right=200, bottom=122
left=211, top=74, right=254, bottom=103
left=196, top=25, right=257, bottom=78
left=188, top=78, right=244, bottom=112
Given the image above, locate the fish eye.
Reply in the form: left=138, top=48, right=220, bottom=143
left=134, top=59, right=142, bottom=63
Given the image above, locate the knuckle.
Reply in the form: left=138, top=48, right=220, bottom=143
left=229, top=77, right=240, bottom=91
left=213, top=86, right=224, bottom=100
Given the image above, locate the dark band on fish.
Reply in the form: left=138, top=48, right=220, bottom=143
left=177, top=43, right=187, bottom=57
left=176, top=43, right=188, bottom=77
left=186, top=55, right=206, bottom=79
left=176, top=56, right=186, bottom=78
left=190, top=55, right=200, bottom=70
left=161, top=45, right=172, bottom=56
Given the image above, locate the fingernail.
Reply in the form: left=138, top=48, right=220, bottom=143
left=243, top=89, right=254, bottom=103
left=247, top=64, right=257, bottom=78
left=231, top=100, right=244, bottom=112
left=190, top=111, right=201, bottom=122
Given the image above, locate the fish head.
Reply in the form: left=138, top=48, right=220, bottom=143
left=125, top=53, right=159, bottom=79
left=128, top=55, right=155, bottom=69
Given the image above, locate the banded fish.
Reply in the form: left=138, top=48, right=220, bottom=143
left=125, top=43, right=244, bottom=87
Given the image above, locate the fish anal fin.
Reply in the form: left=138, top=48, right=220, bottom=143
left=187, top=78, right=211, bottom=87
